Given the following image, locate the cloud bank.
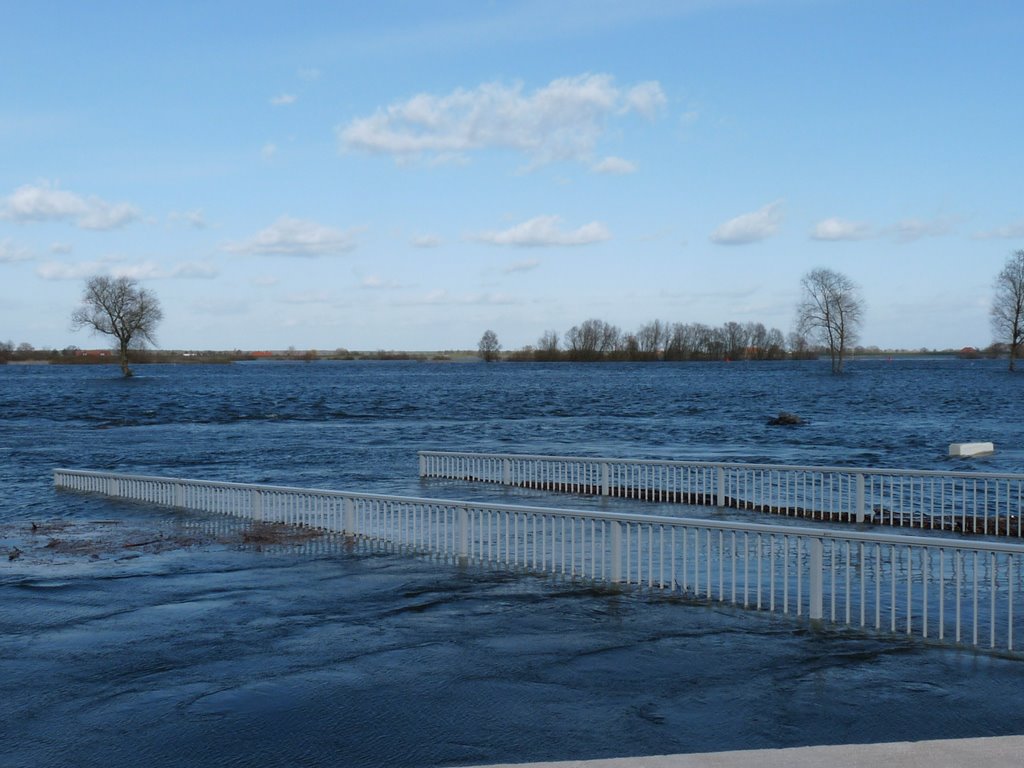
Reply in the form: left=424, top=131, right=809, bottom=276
left=974, top=220, right=1024, bottom=240
left=710, top=201, right=783, bottom=245
left=338, top=73, right=665, bottom=168
left=810, top=217, right=872, bottom=241
left=504, top=258, right=541, bottom=273
left=473, top=215, right=611, bottom=247
left=411, top=233, right=442, bottom=248
left=1, top=181, right=139, bottom=230
left=891, top=215, right=956, bottom=243
left=0, top=239, right=32, bottom=263
left=224, top=216, right=357, bottom=256
left=37, top=258, right=217, bottom=281
left=169, top=209, right=208, bottom=229
left=592, top=156, right=637, bottom=175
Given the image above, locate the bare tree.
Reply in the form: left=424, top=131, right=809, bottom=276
left=636, top=320, right=666, bottom=360
left=478, top=329, right=501, bottom=362
left=663, top=323, right=690, bottom=361
left=566, top=319, right=620, bottom=361
left=763, top=328, right=786, bottom=360
left=722, top=321, right=748, bottom=361
left=991, top=250, right=1024, bottom=371
left=796, top=268, right=864, bottom=374
left=71, top=275, right=163, bottom=377
left=535, top=330, right=561, bottom=361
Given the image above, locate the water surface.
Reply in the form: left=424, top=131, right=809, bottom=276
left=2, top=359, right=1023, bottom=766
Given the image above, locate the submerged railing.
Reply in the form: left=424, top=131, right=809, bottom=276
left=55, top=467, right=1024, bottom=654
left=418, top=450, right=1024, bottom=537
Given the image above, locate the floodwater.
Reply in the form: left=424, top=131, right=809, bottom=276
left=2, top=359, right=1024, bottom=766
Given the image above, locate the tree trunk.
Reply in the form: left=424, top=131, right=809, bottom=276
left=119, top=340, right=132, bottom=377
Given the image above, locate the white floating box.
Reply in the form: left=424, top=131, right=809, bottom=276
left=949, top=442, right=994, bottom=457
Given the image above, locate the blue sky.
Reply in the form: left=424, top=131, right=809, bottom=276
left=2, top=0, right=1023, bottom=352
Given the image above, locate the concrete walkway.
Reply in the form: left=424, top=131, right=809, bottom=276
left=468, top=736, right=1024, bottom=768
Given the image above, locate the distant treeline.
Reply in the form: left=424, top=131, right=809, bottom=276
left=505, top=319, right=809, bottom=362
left=0, top=343, right=465, bottom=365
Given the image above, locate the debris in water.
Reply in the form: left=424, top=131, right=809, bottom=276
left=768, top=412, right=805, bottom=426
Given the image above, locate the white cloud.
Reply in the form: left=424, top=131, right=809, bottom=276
left=270, top=93, right=297, bottom=106
left=37, top=261, right=104, bottom=281
left=250, top=275, right=280, bottom=286
left=77, top=202, right=140, bottom=230
left=338, top=73, right=666, bottom=168
left=298, top=67, right=321, bottom=81
left=0, top=239, right=32, bottom=263
left=592, top=156, right=637, bottom=175
left=169, top=209, right=207, bottom=229
left=973, top=220, right=1024, bottom=240
left=116, top=261, right=219, bottom=280
left=679, top=109, right=700, bottom=127
left=0, top=181, right=139, bottom=230
left=891, top=215, right=956, bottom=243
left=223, top=216, right=358, bottom=256
left=36, top=258, right=217, bottom=281
left=49, top=241, right=73, bottom=254
left=504, top=259, right=541, bottom=273
left=411, top=233, right=442, bottom=248
left=261, top=142, right=278, bottom=159
left=624, top=81, right=667, bottom=119
left=2, top=182, right=85, bottom=221
left=171, top=262, right=218, bottom=279
left=361, top=274, right=401, bottom=289
left=810, top=217, right=872, bottom=241
left=710, top=200, right=783, bottom=245
left=473, top=215, right=611, bottom=247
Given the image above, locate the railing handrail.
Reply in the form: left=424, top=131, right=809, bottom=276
left=417, top=450, right=1024, bottom=483
left=53, top=468, right=1024, bottom=555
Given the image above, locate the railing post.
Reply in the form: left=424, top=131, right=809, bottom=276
left=174, top=481, right=185, bottom=509
left=601, top=462, right=609, bottom=496
left=458, top=506, right=469, bottom=562
left=343, top=497, right=356, bottom=535
left=610, top=520, right=622, bottom=583
left=107, top=476, right=119, bottom=498
left=502, top=458, right=511, bottom=485
left=418, top=453, right=427, bottom=477
left=809, top=538, right=823, bottom=621
left=251, top=489, right=263, bottom=521
left=716, top=466, right=726, bottom=507
left=855, top=473, right=866, bottom=523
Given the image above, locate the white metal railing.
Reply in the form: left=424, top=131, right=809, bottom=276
left=419, top=451, right=1024, bottom=537
left=54, top=467, right=1024, bottom=654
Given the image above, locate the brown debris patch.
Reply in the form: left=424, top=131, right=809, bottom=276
left=3, top=518, right=328, bottom=565
left=235, top=522, right=324, bottom=548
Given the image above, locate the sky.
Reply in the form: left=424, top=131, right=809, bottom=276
left=2, top=0, right=1023, bottom=352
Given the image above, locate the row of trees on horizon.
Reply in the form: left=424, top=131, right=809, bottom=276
left=5, top=253, right=1024, bottom=377
left=484, top=267, right=862, bottom=367
left=490, top=319, right=804, bottom=363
